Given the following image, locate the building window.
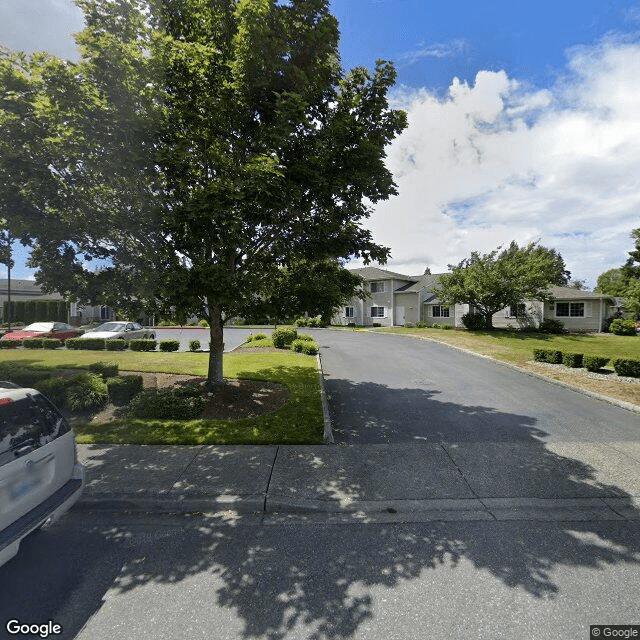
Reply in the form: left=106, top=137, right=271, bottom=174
left=556, top=302, right=584, bottom=317
left=344, top=306, right=354, bottom=318
left=432, top=305, right=450, bottom=317
left=370, top=281, right=385, bottom=293
left=100, top=305, right=110, bottom=320
left=370, top=306, right=385, bottom=318
left=509, top=304, right=526, bottom=318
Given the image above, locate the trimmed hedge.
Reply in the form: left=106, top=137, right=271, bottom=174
left=66, top=337, right=106, bottom=350
left=584, top=355, right=609, bottom=372
left=533, top=349, right=548, bottom=362
left=106, top=339, right=127, bottom=351
left=562, top=352, right=584, bottom=368
left=612, top=358, right=640, bottom=378
left=247, top=332, right=268, bottom=342
left=189, top=339, right=201, bottom=352
left=88, top=361, right=119, bottom=379
left=272, top=327, right=297, bottom=349
left=546, top=350, right=563, bottom=364
left=129, top=339, right=157, bottom=351
left=22, top=338, right=44, bottom=349
left=0, top=364, right=52, bottom=387
left=107, top=375, right=144, bottom=406
left=0, top=339, right=20, bottom=349
left=159, top=339, right=180, bottom=352
left=43, top=338, right=64, bottom=349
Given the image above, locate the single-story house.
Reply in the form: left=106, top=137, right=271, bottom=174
left=0, top=279, right=115, bottom=325
left=331, top=268, right=616, bottom=332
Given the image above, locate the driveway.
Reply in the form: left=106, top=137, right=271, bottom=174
left=314, top=330, right=640, bottom=444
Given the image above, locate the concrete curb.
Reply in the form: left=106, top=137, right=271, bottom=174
left=317, top=353, right=335, bottom=444
left=365, top=330, right=640, bottom=415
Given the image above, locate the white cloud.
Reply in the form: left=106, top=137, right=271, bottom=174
left=399, top=39, right=469, bottom=65
left=353, top=38, right=640, bottom=287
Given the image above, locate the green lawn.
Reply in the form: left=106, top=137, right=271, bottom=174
left=0, top=349, right=324, bottom=445
left=377, top=327, right=640, bottom=365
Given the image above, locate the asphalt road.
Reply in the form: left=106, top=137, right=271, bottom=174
left=314, top=330, right=640, bottom=444
left=1, top=510, right=638, bottom=640
left=153, top=326, right=274, bottom=352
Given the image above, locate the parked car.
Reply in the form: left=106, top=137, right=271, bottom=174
left=0, top=322, right=84, bottom=342
left=0, top=383, right=85, bottom=567
left=79, top=321, right=155, bottom=341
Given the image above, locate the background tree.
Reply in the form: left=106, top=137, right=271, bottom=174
left=436, top=241, right=570, bottom=330
left=595, top=268, right=629, bottom=297
left=4, top=0, right=407, bottom=386
left=242, top=259, right=365, bottom=325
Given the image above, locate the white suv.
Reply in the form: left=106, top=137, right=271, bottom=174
left=0, top=383, right=85, bottom=567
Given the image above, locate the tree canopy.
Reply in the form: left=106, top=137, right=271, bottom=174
left=436, top=241, right=570, bottom=329
left=1, top=0, right=407, bottom=385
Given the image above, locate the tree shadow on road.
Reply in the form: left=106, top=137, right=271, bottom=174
left=1, top=381, right=639, bottom=639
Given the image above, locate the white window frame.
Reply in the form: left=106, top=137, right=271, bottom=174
left=370, top=306, right=386, bottom=318
left=556, top=302, right=585, bottom=317
left=370, top=281, right=385, bottom=293
left=344, top=306, right=354, bottom=318
left=431, top=305, right=450, bottom=318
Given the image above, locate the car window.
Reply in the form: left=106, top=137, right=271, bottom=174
left=0, top=394, right=70, bottom=465
left=126, top=323, right=134, bottom=330
left=133, top=323, right=142, bottom=330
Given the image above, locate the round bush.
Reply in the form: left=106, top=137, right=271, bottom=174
left=88, top=361, right=119, bottom=379
left=130, top=339, right=157, bottom=351
left=301, top=341, right=319, bottom=355
left=538, top=319, right=565, bottom=334
left=66, top=373, right=108, bottom=412
left=461, top=313, right=485, bottom=330
left=296, top=333, right=314, bottom=341
left=128, top=388, right=207, bottom=419
left=610, top=318, right=637, bottom=336
left=272, top=327, right=297, bottom=349
left=198, top=319, right=209, bottom=327
left=159, top=339, right=180, bottom=352
left=189, top=339, right=201, bottom=352
left=107, top=375, right=144, bottom=406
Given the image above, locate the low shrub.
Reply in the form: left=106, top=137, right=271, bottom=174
left=22, top=338, right=44, bottom=349
left=88, top=361, right=119, bottom=379
left=0, top=365, right=52, bottom=387
left=290, top=339, right=305, bottom=353
left=442, top=324, right=454, bottom=330
left=538, top=319, right=565, bottom=334
left=372, top=322, right=381, bottom=327
left=129, top=339, right=157, bottom=351
left=198, top=319, right=209, bottom=327
left=68, top=337, right=106, bottom=350
left=189, top=339, right=201, bottom=352
left=272, top=327, right=297, bottom=349
left=583, top=355, right=609, bottom=372
left=294, top=318, right=308, bottom=327
left=308, top=317, right=325, bottom=328
left=461, top=313, right=485, bottom=330
left=34, top=376, right=74, bottom=408
left=610, top=318, right=637, bottom=336
left=300, top=340, right=318, bottom=355
left=546, top=350, right=563, bottom=364
left=562, top=352, right=584, bottom=368
left=128, top=388, right=207, bottom=419
left=159, top=339, right=180, bottom=352
left=66, top=373, right=108, bottom=412
left=0, top=339, right=20, bottom=349
left=602, top=317, right=615, bottom=333
left=296, top=333, right=314, bottom=342
left=533, top=349, right=548, bottom=362
left=415, top=321, right=427, bottom=328
left=42, top=338, right=64, bottom=349
left=107, top=375, right=144, bottom=406
left=106, top=339, right=127, bottom=351
left=612, top=358, right=640, bottom=378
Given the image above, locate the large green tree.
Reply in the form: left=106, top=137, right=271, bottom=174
left=3, top=0, right=407, bottom=386
left=436, top=241, right=570, bottom=330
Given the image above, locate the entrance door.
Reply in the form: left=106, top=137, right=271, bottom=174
left=396, top=306, right=405, bottom=325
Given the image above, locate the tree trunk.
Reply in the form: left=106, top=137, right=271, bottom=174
left=207, top=302, right=224, bottom=388
left=484, top=312, right=494, bottom=330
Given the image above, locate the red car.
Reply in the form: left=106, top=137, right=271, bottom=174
left=0, top=322, right=84, bottom=342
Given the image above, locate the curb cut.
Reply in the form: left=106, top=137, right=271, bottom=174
left=317, top=353, right=335, bottom=444
left=366, top=330, right=640, bottom=415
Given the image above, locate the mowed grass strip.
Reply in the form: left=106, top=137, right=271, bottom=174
left=0, top=350, right=324, bottom=445
left=377, top=327, right=640, bottom=406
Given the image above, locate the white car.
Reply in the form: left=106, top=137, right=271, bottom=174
left=0, top=383, right=85, bottom=567
left=79, top=321, right=155, bottom=341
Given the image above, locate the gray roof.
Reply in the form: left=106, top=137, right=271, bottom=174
left=547, top=286, right=610, bottom=300
left=349, top=266, right=416, bottom=282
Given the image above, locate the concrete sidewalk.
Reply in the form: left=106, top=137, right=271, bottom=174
left=76, top=442, right=640, bottom=522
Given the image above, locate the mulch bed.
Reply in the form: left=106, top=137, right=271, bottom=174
left=87, top=372, right=289, bottom=423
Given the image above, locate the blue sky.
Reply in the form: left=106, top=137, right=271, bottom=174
left=1, top=0, right=640, bottom=286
